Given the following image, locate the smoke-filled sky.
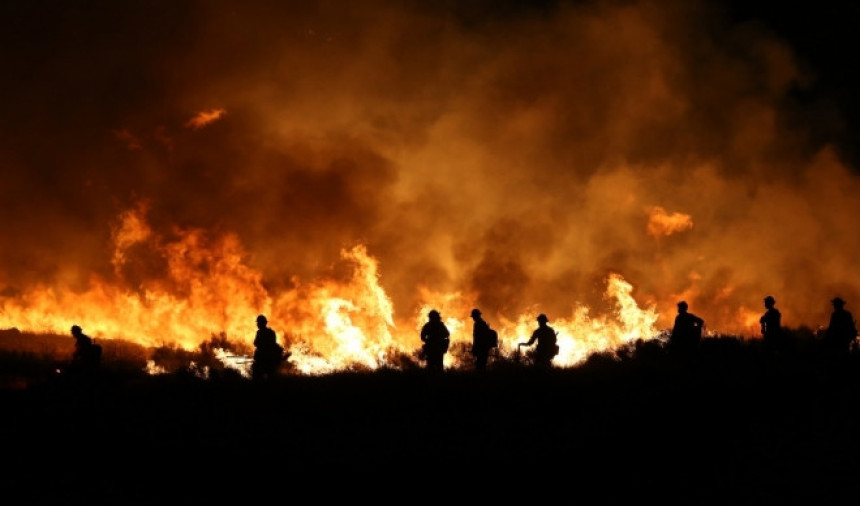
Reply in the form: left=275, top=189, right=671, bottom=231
left=2, top=0, right=860, bottom=356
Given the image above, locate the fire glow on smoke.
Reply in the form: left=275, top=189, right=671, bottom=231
left=2, top=1, right=860, bottom=374
left=0, top=204, right=660, bottom=375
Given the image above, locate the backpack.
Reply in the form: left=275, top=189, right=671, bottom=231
left=487, top=328, right=499, bottom=348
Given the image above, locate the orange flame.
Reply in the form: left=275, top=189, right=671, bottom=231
left=507, top=273, right=659, bottom=367
left=1, top=206, right=673, bottom=374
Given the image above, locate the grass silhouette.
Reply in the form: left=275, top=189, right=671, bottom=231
left=2, top=329, right=860, bottom=503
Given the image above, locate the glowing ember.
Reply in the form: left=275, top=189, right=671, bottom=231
left=145, top=360, right=168, bottom=375
left=214, top=348, right=253, bottom=378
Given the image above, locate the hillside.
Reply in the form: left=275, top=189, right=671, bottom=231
left=2, top=335, right=860, bottom=503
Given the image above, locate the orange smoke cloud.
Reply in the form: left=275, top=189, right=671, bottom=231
left=2, top=0, right=860, bottom=372
left=185, top=108, right=226, bottom=129
left=112, top=129, right=143, bottom=151
left=646, top=206, right=693, bottom=238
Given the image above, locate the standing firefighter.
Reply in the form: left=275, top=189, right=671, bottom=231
left=252, top=314, right=287, bottom=381
left=760, top=295, right=783, bottom=353
left=823, top=297, right=857, bottom=357
left=470, top=308, right=498, bottom=372
left=420, top=309, right=450, bottom=373
left=69, top=325, right=102, bottom=374
left=518, top=313, right=559, bottom=369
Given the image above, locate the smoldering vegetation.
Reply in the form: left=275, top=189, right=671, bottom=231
left=3, top=328, right=860, bottom=503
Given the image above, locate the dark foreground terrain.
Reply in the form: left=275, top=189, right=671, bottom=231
left=3, top=336, right=860, bottom=504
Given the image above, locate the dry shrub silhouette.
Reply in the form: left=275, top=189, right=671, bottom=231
left=4, top=328, right=860, bottom=502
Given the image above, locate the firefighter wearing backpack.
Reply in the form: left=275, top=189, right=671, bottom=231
left=469, top=308, right=498, bottom=372
left=69, top=324, right=102, bottom=375
left=518, top=313, right=559, bottom=369
left=823, top=297, right=857, bottom=358
left=252, top=314, right=287, bottom=381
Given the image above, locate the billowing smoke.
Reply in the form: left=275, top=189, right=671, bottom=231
left=1, top=0, right=858, bottom=354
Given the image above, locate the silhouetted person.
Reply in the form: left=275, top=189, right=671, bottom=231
left=823, top=297, right=857, bottom=357
left=420, top=309, right=450, bottom=373
left=518, top=313, right=559, bottom=369
left=252, top=314, right=287, bottom=381
left=760, top=295, right=783, bottom=353
left=69, top=325, right=101, bottom=374
left=469, top=308, right=497, bottom=372
left=669, top=301, right=704, bottom=354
